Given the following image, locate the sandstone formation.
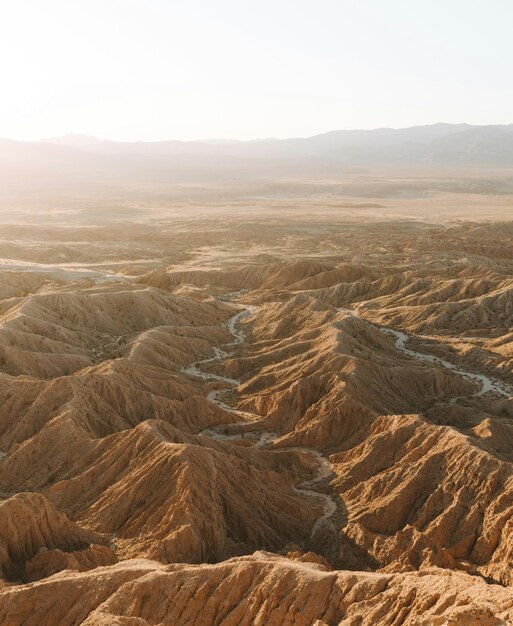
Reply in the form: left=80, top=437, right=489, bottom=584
left=1, top=554, right=513, bottom=626
left=0, top=492, right=115, bottom=582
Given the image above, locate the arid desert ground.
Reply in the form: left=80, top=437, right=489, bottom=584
left=0, top=173, right=513, bottom=625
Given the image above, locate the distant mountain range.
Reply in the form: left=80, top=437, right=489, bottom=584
left=41, top=123, right=513, bottom=165
left=1, top=124, right=513, bottom=190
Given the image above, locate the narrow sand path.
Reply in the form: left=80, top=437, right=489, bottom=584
left=181, top=296, right=337, bottom=537
left=338, top=307, right=512, bottom=400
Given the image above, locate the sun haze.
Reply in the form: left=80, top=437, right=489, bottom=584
left=1, top=0, right=513, bottom=141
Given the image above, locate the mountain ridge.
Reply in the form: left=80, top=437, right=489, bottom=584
left=35, top=123, right=513, bottom=168
left=2, top=123, right=513, bottom=193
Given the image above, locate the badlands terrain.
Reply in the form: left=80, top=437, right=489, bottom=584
left=0, top=185, right=512, bottom=625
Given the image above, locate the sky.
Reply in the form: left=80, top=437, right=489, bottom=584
left=1, top=0, right=512, bottom=141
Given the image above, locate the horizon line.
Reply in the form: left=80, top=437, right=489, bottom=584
left=1, top=121, right=512, bottom=146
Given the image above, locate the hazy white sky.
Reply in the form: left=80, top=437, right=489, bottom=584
left=1, top=0, right=512, bottom=141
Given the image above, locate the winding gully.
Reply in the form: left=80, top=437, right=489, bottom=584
left=338, top=307, right=512, bottom=400
left=181, top=296, right=337, bottom=538
left=182, top=297, right=512, bottom=543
